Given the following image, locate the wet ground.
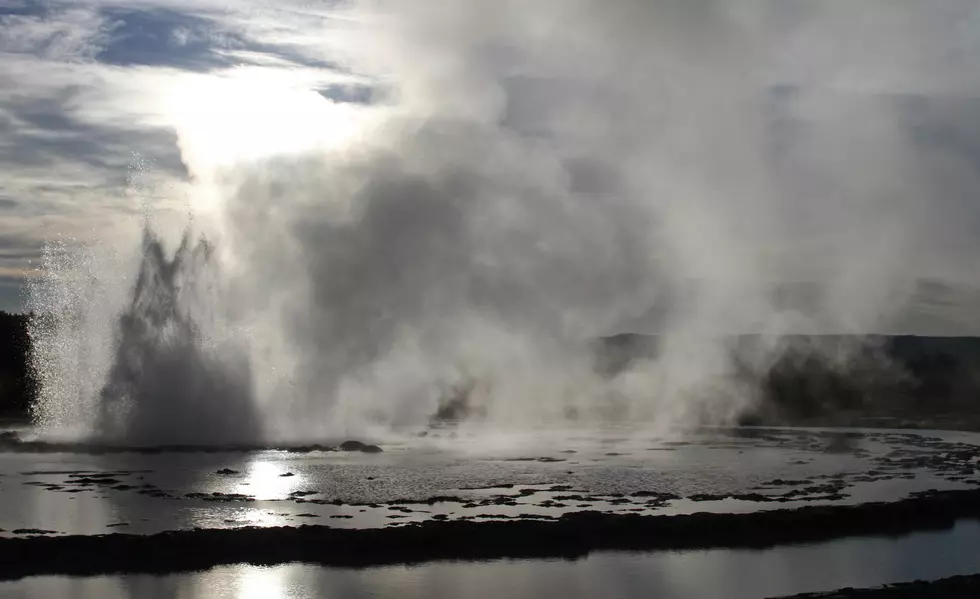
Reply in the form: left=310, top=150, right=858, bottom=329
left=3, top=425, right=980, bottom=597
left=1, top=426, right=979, bottom=537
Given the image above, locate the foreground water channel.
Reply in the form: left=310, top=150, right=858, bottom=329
left=0, top=519, right=978, bottom=599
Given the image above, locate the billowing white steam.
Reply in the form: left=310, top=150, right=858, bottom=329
left=27, top=0, right=980, bottom=444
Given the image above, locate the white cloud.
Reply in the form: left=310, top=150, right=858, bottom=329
left=0, top=7, right=112, bottom=61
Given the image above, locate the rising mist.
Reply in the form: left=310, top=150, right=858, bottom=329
left=27, top=0, right=980, bottom=444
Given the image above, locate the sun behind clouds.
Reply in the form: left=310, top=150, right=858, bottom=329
left=167, top=69, right=371, bottom=178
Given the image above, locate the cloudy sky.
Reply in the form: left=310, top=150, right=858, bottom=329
left=4, top=0, right=980, bottom=337
left=0, top=0, right=377, bottom=312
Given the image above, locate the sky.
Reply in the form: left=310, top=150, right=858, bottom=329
left=0, top=0, right=374, bottom=312
left=3, top=0, right=980, bottom=336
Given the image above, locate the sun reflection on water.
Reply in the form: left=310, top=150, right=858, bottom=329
left=236, top=457, right=306, bottom=501
left=235, top=565, right=293, bottom=599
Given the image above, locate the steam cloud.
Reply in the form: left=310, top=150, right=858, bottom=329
left=28, top=0, right=980, bottom=443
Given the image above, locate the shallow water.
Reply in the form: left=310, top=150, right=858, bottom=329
left=2, top=426, right=978, bottom=536
left=3, top=520, right=980, bottom=599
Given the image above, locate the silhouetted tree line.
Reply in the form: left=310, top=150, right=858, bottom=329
left=0, top=311, right=37, bottom=420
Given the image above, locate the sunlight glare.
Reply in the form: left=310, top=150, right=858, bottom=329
left=237, top=459, right=305, bottom=501
left=235, top=565, right=293, bottom=599
left=168, top=73, right=368, bottom=178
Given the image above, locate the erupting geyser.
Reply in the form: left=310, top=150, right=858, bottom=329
left=23, top=0, right=980, bottom=445
left=27, top=223, right=259, bottom=445
left=96, top=228, right=259, bottom=445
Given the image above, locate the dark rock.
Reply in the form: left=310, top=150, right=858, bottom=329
left=338, top=441, right=383, bottom=453
left=389, top=495, right=463, bottom=506
left=70, top=477, right=121, bottom=486
left=630, top=491, right=681, bottom=500
left=184, top=492, right=254, bottom=503
left=137, top=489, right=172, bottom=498
left=765, top=479, right=813, bottom=486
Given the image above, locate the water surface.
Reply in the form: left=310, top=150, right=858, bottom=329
left=3, top=520, right=980, bottom=598
left=2, top=426, right=978, bottom=536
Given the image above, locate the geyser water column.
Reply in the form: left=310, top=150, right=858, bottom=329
left=96, top=228, right=259, bottom=445
left=27, top=221, right=260, bottom=445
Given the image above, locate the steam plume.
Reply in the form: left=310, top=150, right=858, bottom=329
left=29, top=0, right=980, bottom=443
